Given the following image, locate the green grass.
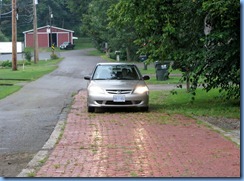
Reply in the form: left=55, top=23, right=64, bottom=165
left=140, top=67, right=157, bottom=74
left=0, top=58, right=62, bottom=99
left=140, top=66, right=182, bottom=75
left=87, top=49, right=104, bottom=56
left=0, top=85, right=22, bottom=99
left=0, top=59, right=61, bottom=80
left=74, top=37, right=94, bottom=49
left=149, top=88, right=240, bottom=119
left=140, top=67, right=183, bottom=84
left=145, top=75, right=182, bottom=84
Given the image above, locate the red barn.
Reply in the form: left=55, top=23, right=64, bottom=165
left=23, top=25, right=74, bottom=48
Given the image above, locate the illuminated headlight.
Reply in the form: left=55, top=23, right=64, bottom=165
left=134, top=86, right=149, bottom=94
left=88, top=85, right=105, bottom=94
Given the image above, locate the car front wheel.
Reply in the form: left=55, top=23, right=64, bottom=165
left=88, top=106, right=95, bottom=113
left=140, top=106, right=149, bottom=112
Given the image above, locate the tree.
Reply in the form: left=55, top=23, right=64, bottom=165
left=107, top=0, right=240, bottom=100
left=66, top=0, right=92, bottom=36
left=108, top=1, right=140, bottom=61
left=0, top=0, right=83, bottom=40
left=0, top=30, right=9, bottom=41
left=198, top=0, right=240, bottom=99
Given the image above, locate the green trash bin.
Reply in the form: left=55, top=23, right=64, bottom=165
left=155, top=61, right=170, bottom=81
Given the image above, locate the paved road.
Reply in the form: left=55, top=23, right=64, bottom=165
left=0, top=49, right=104, bottom=176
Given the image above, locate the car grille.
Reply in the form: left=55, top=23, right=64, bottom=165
left=106, top=89, right=132, bottom=94
left=95, top=100, right=142, bottom=105
left=106, top=101, right=133, bottom=105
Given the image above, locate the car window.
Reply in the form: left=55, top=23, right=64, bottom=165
left=92, top=65, right=140, bottom=80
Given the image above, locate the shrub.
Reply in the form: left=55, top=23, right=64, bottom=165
left=50, top=53, right=59, bottom=60
left=109, top=52, right=116, bottom=60
left=1, top=60, right=12, bottom=68
left=24, top=49, right=32, bottom=62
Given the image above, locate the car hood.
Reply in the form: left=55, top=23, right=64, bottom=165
left=89, top=80, right=147, bottom=90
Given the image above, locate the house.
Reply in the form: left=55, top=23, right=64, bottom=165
left=23, top=25, right=75, bottom=48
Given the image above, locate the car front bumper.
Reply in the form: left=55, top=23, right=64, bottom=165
left=87, top=92, right=149, bottom=108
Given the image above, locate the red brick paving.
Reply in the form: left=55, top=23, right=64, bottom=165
left=36, top=90, right=240, bottom=177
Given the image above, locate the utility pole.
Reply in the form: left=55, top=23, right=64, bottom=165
left=33, top=0, right=39, bottom=63
left=12, top=0, right=17, bottom=71
left=49, top=6, right=53, bottom=48
left=0, top=0, right=2, bottom=22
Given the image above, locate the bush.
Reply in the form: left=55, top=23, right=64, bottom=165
left=1, top=60, right=12, bottom=68
left=50, top=53, right=59, bottom=60
left=24, top=49, right=32, bottom=62
left=24, top=61, right=31, bottom=65
left=109, top=52, right=116, bottom=60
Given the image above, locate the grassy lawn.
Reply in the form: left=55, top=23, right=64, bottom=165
left=0, top=58, right=62, bottom=99
left=74, top=37, right=94, bottom=49
left=149, top=88, right=240, bottom=119
left=0, top=85, right=22, bottom=100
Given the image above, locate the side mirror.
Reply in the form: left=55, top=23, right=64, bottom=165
left=84, top=76, right=91, bottom=80
left=143, top=75, right=150, bottom=80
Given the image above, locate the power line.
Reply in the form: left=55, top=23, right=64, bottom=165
left=0, top=10, right=12, bottom=15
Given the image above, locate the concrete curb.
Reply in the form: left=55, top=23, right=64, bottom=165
left=201, top=121, right=240, bottom=146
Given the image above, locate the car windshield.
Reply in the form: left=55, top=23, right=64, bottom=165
left=92, top=65, right=141, bottom=80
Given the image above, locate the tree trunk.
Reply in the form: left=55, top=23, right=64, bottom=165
left=126, top=47, right=131, bottom=62
left=186, top=71, right=190, bottom=92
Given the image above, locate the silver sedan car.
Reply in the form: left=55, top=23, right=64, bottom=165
left=84, top=63, right=150, bottom=112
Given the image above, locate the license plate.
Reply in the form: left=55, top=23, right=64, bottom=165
left=113, top=95, right=125, bottom=102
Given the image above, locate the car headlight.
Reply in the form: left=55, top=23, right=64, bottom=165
left=134, top=86, right=149, bottom=94
left=88, top=85, right=105, bottom=94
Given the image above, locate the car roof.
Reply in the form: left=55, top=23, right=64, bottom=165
left=96, top=62, right=136, bottom=66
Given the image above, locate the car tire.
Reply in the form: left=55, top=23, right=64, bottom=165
left=88, top=106, right=95, bottom=113
left=140, top=106, right=149, bottom=112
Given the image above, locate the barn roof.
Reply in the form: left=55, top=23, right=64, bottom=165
left=23, top=25, right=74, bottom=34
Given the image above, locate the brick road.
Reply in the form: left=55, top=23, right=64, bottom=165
left=36, top=90, right=240, bottom=177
